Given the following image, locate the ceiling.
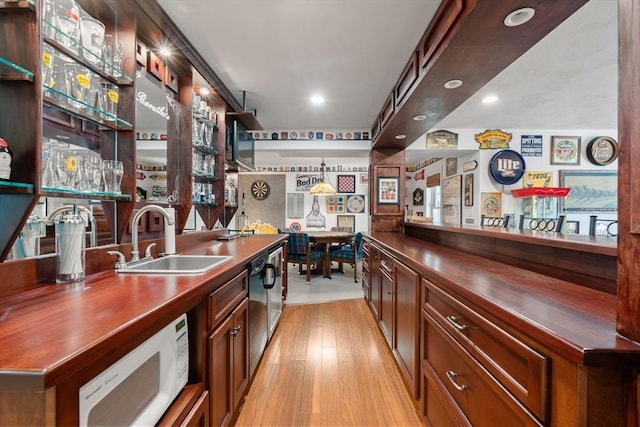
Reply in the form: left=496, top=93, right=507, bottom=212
left=154, top=0, right=617, bottom=164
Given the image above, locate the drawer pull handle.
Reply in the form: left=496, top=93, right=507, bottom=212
left=446, top=315, right=468, bottom=331
left=230, top=326, right=241, bottom=336
left=446, top=370, right=468, bottom=391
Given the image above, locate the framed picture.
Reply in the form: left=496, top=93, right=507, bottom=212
left=326, top=195, right=346, bottom=214
left=559, top=170, right=617, bottom=212
left=565, top=220, right=580, bottom=234
left=337, top=175, right=356, bottom=193
left=551, top=136, right=581, bottom=165
left=336, top=215, right=355, bottom=232
left=464, top=174, right=473, bottom=206
left=446, top=158, right=458, bottom=177
left=480, top=192, right=502, bottom=218
left=377, top=177, right=399, bottom=205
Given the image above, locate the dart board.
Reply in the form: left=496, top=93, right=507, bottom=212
left=250, top=180, right=270, bottom=200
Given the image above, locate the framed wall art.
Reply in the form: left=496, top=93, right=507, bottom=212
left=464, top=174, right=474, bottom=206
left=551, top=136, right=581, bottom=165
left=377, top=177, right=399, bottom=205
left=336, top=215, right=355, bottom=232
left=337, top=175, right=356, bottom=193
left=326, top=195, right=346, bottom=213
left=559, top=170, right=617, bottom=212
left=480, top=192, right=502, bottom=218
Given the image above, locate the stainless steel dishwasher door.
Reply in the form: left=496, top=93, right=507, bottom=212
left=265, top=246, right=283, bottom=341
left=248, top=252, right=268, bottom=379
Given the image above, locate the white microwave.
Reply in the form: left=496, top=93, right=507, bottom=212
left=79, top=313, right=189, bottom=427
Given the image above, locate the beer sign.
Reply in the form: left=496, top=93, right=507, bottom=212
left=489, top=149, right=526, bottom=185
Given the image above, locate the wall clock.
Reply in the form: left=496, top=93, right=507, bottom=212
left=250, top=180, right=270, bottom=200
left=586, top=136, right=619, bottom=166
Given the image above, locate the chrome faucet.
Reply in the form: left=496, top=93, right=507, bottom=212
left=46, top=205, right=97, bottom=248
left=130, top=205, right=176, bottom=262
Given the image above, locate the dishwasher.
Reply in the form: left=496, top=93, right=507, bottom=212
left=247, top=246, right=284, bottom=379
left=248, top=252, right=268, bottom=378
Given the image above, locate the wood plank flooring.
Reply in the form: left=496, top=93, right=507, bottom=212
left=234, top=299, right=424, bottom=426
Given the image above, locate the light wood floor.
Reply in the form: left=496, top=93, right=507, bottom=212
left=234, top=298, right=424, bottom=426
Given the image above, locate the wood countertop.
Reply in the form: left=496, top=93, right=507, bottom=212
left=0, top=234, right=286, bottom=392
left=367, top=231, right=640, bottom=367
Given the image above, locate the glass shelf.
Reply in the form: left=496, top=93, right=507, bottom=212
left=43, top=24, right=132, bottom=86
left=193, top=201, right=219, bottom=207
left=44, top=89, right=133, bottom=131
left=0, top=56, right=34, bottom=81
left=192, top=142, right=219, bottom=155
left=43, top=186, right=132, bottom=201
left=193, top=170, right=219, bottom=180
left=0, top=180, right=35, bottom=193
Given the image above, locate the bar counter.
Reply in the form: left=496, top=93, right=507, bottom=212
left=0, top=234, right=286, bottom=392
left=367, top=230, right=640, bottom=366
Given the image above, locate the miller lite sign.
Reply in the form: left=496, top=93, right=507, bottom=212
left=489, top=150, right=526, bottom=185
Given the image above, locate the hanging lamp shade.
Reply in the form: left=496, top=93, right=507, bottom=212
left=309, top=159, right=337, bottom=195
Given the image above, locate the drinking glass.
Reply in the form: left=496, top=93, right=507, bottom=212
left=102, top=34, right=124, bottom=78
left=53, top=0, right=81, bottom=55
left=64, top=62, right=92, bottom=109
left=55, top=148, right=80, bottom=190
left=99, top=82, right=119, bottom=121
left=81, top=154, right=102, bottom=192
left=79, top=13, right=105, bottom=65
left=102, top=160, right=123, bottom=193
left=42, top=137, right=59, bottom=188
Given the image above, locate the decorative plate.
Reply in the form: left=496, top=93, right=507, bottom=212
left=250, top=180, right=270, bottom=200
left=347, top=195, right=365, bottom=213
left=586, top=136, right=619, bottom=166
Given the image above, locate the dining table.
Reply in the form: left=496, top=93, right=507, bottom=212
left=306, top=231, right=355, bottom=278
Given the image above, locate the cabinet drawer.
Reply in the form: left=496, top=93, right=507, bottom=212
left=424, top=313, right=542, bottom=427
left=425, top=282, right=549, bottom=422
left=208, top=270, right=248, bottom=330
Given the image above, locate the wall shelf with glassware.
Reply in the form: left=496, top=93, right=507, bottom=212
left=42, top=187, right=132, bottom=201
left=43, top=92, right=132, bottom=131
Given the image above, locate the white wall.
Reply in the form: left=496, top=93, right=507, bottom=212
left=406, top=129, right=618, bottom=234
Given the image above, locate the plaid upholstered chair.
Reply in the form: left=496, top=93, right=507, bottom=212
left=287, top=233, right=325, bottom=285
left=329, top=232, right=363, bottom=282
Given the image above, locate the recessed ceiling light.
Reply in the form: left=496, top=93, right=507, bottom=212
left=395, top=134, right=407, bottom=140
left=200, top=87, right=210, bottom=96
left=482, top=95, right=499, bottom=104
left=504, top=7, right=535, bottom=27
left=444, top=79, right=463, bottom=89
left=158, top=45, right=172, bottom=57
left=413, top=114, right=427, bottom=121
left=310, top=94, right=325, bottom=105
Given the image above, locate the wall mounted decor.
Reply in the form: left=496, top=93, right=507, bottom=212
left=347, top=194, right=365, bottom=213
left=464, top=174, right=473, bottom=206
left=326, top=195, right=346, bottom=213
left=413, top=188, right=424, bottom=206
left=586, top=136, right=619, bottom=166
left=521, top=135, right=543, bottom=157
left=336, top=215, right=355, bottom=232
left=488, top=149, right=526, bottom=185
left=481, top=192, right=502, bottom=218
left=337, top=175, right=356, bottom=193
left=551, top=136, right=581, bottom=165
left=559, top=170, right=617, bottom=212
left=446, top=158, right=457, bottom=177
left=377, top=177, right=399, bottom=205
left=474, top=129, right=512, bottom=149
left=426, top=130, right=458, bottom=149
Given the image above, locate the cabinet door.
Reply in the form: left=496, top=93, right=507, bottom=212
left=231, top=297, right=249, bottom=410
left=208, top=314, right=234, bottom=427
left=181, top=390, right=210, bottom=427
left=379, top=268, right=394, bottom=347
left=393, top=259, right=420, bottom=398
left=368, top=244, right=381, bottom=318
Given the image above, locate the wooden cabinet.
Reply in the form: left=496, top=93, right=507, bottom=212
left=393, top=259, right=420, bottom=398
left=364, top=239, right=421, bottom=398
left=361, top=239, right=370, bottom=300
left=207, top=270, right=249, bottom=426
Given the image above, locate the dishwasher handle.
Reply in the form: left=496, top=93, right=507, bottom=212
left=263, top=264, right=276, bottom=289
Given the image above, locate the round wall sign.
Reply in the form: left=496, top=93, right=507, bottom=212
left=488, top=149, right=526, bottom=185
left=250, top=180, right=270, bottom=200
left=586, top=136, right=619, bottom=166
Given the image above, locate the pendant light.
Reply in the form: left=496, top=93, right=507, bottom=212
left=309, top=158, right=337, bottom=195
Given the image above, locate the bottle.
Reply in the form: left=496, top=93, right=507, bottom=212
left=0, top=137, right=12, bottom=180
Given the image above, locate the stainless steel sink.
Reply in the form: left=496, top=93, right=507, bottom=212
left=118, top=255, right=233, bottom=275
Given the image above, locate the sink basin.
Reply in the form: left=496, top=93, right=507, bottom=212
left=118, top=255, right=233, bottom=275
